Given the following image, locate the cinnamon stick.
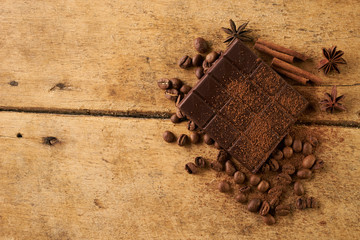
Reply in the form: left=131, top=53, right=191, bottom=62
left=271, top=65, right=309, bottom=85
left=254, top=43, right=294, bottom=63
left=257, top=39, right=308, bottom=61
left=272, top=58, right=322, bottom=84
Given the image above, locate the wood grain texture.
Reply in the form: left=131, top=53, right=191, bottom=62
left=0, top=112, right=359, bottom=240
left=0, top=0, right=359, bottom=124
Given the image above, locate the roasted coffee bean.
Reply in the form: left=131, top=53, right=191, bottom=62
left=194, top=37, right=208, bottom=53
left=247, top=198, right=262, bottom=212
left=192, top=54, right=204, bottom=67
left=189, top=132, right=200, bottom=144
left=282, top=163, right=295, bottom=175
left=275, top=204, right=291, bottom=216
left=268, top=186, right=283, bottom=199
left=262, top=214, right=276, bottom=225
left=312, top=159, right=325, bottom=170
left=178, top=55, right=192, bottom=69
left=259, top=201, right=270, bottom=216
left=261, top=163, right=270, bottom=173
left=170, top=78, right=183, bottom=90
left=294, top=181, right=305, bottom=196
left=187, top=121, right=197, bottom=131
left=269, top=159, right=280, bottom=171
left=177, top=134, right=188, bottom=146
left=225, top=161, right=236, bottom=176
left=297, top=169, right=312, bottom=179
left=163, top=131, right=175, bottom=143
left=195, top=67, right=204, bottom=79
left=185, top=162, right=198, bottom=174
left=302, top=142, right=313, bottom=156
left=276, top=173, right=292, bottom=185
left=194, top=157, right=206, bottom=168
left=176, top=108, right=185, bottom=119
left=175, top=94, right=183, bottom=107
left=170, top=114, right=181, bottom=123
left=203, top=134, right=214, bottom=145
left=218, top=180, right=230, bottom=193
left=302, top=155, right=316, bottom=169
left=157, top=78, right=172, bottom=90
left=180, top=85, right=191, bottom=94
left=296, top=197, right=307, bottom=209
left=202, top=60, right=212, bottom=73
left=283, top=147, right=293, bottom=158
left=235, top=193, right=247, bottom=204
left=269, top=197, right=280, bottom=208
left=293, top=139, right=303, bottom=153
left=210, top=161, right=223, bottom=172
left=217, top=150, right=229, bottom=164
left=249, top=175, right=261, bottom=186
left=164, top=89, right=179, bottom=101
left=205, top=51, right=219, bottom=63
left=306, top=197, right=317, bottom=208
left=272, top=149, right=283, bottom=160
left=214, top=141, right=221, bottom=149
left=239, top=185, right=251, bottom=194
left=234, top=171, right=246, bottom=184
left=257, top=180, right=270, bottom=193
left=307, top=135, right=319, bottom=147
left=284, top=135, right=293, bottom=146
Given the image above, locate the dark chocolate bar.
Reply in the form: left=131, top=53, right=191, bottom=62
left=179, top=39, right=308, bottom=173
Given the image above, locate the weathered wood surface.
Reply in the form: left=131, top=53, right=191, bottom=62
left=0, top=0, right=359, bottom=125
left=0, top=112, right=359, bottom=240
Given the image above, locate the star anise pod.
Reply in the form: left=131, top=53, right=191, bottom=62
left=222, top=19, right=253, bottom=45
left=319, top=86, right=346, bottom=113
left=318, top=46, right=346, bottom=74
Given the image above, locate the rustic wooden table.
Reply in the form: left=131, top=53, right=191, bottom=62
left=0, top=1, right=359, bottom=239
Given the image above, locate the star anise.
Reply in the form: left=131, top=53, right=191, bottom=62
left=318, top=46, right=346, bottom=74
left=222, top=19, right=253, bottom=45
left=319, top=86, right=346, bottom=113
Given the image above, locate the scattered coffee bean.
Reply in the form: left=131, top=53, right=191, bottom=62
left=210, top=161, right=223, bottom=172
left=247, top=198, right=262, bottom=212
left=195, top=67, right=204, bottom=79
left=164, top=89, right=179, bottom=101
left=180, top=85, right=191, bottom=94
left=170, top=78, right=183, bottom=90
left=275, top=204, right=291, bottom=216
left=205, top=51, right=219, bottom=63
left=176, top=108, right=185, bottom=119
left=202, top=60, right=212, bottom=73
left=302, top=142, right=313, bottom=156
left=306, top=197, right=318, bottom=208
left=307, top=135, right=319, bottom=147
left=249, top=175, right=261, bottom=186
left=195, top=157, right=207, bottom=168
left=268, top=186, right=283, bottom=199
left=297, top=169, right=312, bottom=179
left=217, top=150, right=229, bottom=164
left=178, top=55, right=192, bottom=69
left=239, top=185, right=251, bottom=194
left=185, top=162, right=198, bottom=174
left=257, top=180, right=270, bottom=193
left=189, top=132, right=200, bottom=144
left=312, top=159, right=325, bottom=170
left=282, top=163, right=295, bottom=175
left=292, top=138, right=302, bottom=152
left=262, top=215, right=276, bottom=225
left=269, top=197, right=280, bottom=208
left=170, top=114, right=181, bottom=123
left=163, top=131, right=175, bottom=143
left=214, top=141, right=221, bottom=149
left=294, top=181, right=305, bottom=196
left=235, top=193, right=247, bottom=204
left=296, top=197, right=307, bottom=209
left=284, top=135, right=293, bottom=146
left=192, top=54, right=204, bottom=67
left=283, top=147, right=293, bottom=158
left=261, top=163, right=270, bottom=173
left=187, top=121, right=197, bottom=131
left=203, top=134, right=214, bottom=145
left=194, top=37, right=208, bottom=53
left=177, top=134, right=188, bottom=146
left=269, top=159, right=279, bottom=172
left=272, top=149, right=283, bottom=160
left=157, top=78, right=172, bottom=90
left=225, top=161, right=236, bottom=176
left=302, top=155, right=316, bottom=169
left=234, top=171, right=246, bottom=184
left=276, top=173, right=292, bottom=185
left=218, top=180, right=230, bottom=193
left=259, top=201, right=270, bottom=216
